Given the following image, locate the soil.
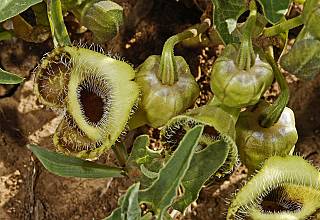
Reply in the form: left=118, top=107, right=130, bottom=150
left=1, top=1, right=320, bottom=220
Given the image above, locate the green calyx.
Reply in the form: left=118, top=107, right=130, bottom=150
left=210, top=44, right=274, bottom=108
left=34, top=46, right=139, bottom=159
left=227, top=156, right=320, bottom=220
left=160, top=103, right=239, bottom=176
left=236, top=100, right=298, bottom=174
left=132, top=55, right=200, bottom=128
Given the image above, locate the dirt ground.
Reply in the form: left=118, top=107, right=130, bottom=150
left=1, top=1, right=320, bottom=220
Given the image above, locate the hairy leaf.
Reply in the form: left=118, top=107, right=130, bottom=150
left=105, top=183, right=141, bottom=220
left=27, top=144, right=123, bottom=178
left=47, top=0, right=71, bottom=47
left=0, top=68, right=24, bottom=84
left=280, top=39, right=320, bottom=80
left=0, top=0, right=42, bottom=22
left=139, top=125, right=204, bottom=219
left=211, top=0, right=247, bottom=44
left=257, top=0, right=290, bottom=24
left=128, top=135, right=162, bottom=166
left=173, top=140, right=229, bottom=212
left=127, top=135, right=163, bottom=188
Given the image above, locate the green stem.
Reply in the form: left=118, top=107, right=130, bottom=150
left=112, top=142, right=128, bottom=167
left=158, top=20, right=210, bottom=85
left=259, top=47, right=289, bottom=128
left=263, top=15, right=304, bottom=37
left=0, top=31, right=14, bottom=41
left=47, top=0, right=71, bottom=47
left=237, top=0, right=257, bottom=70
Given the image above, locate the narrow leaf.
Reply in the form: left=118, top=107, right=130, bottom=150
left=139, top=125, right=204, bottom=219
left=0, top=68, right=24, bottom=84
left=47, top=0, right=71, bottom=47
left=280, top=39, right=320, bottom=80
left=257, top=0, right=290, bottom=24
left=173, top=140, right=229, bottom=212
left=121, top=183, right=141, bottom=220
left=27, top=144, right=123, bottom=178
left=105, top=183, right=141, bottom=220
left=0, top=0, right=42, bottom=22
left=104, top=208, right=121, bottom=220
left=211, top=0, right=247, bottom=44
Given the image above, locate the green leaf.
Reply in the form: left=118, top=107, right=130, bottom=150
left=104, top=208, right=121, bottom=220
left=105, top=183, right=141, bottom=220
left=127, top=135, right=164, bottom=188
left=257, top=0, right=290, bottom=24
left=173, top=140, right=229, bottom=212
left=280, top=39, right=320, bottom=80
left=0, top=0, right=42, bottom=22
left=0, top=68, right=24, bottom=84
left=121, top=183, right=141, bottom=220
left=128, top=135, right=162, bottom=165
left=211, top=0, right=247, bottom=44
left=47, top=0, right=71, bottom=47
left=139, top=125, right=204, bottom=219
left=27, top=144, right=123, bottom=178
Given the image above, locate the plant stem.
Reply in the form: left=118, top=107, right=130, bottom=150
left=237, top=0, right=256, bottom=70
left=259, top=47, right=289, bottom=128
left=263, top=15, right=304, bottom=37
left=157, top=19, right=210, bottom=85
left=112, top=142, right=128, bottom=167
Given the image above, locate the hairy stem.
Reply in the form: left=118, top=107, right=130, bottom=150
left=157, top=19, right=210, bottom=85
left=112, top=142, right=128, bottom=167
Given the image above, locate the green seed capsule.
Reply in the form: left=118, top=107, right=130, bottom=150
left=134, top=55, right=200, bottom=128
left=35, top=46, right=139, bottom=159
left=236, top=101, right=298, bottom=173
left=210, top=44, right=274, bottom=108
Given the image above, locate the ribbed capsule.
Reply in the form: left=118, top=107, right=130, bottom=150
left=133, top=55, right=200, bottom=128
left=236, top=101, right=298, bottom=173
left=210, top=44, right=274, bottom=108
